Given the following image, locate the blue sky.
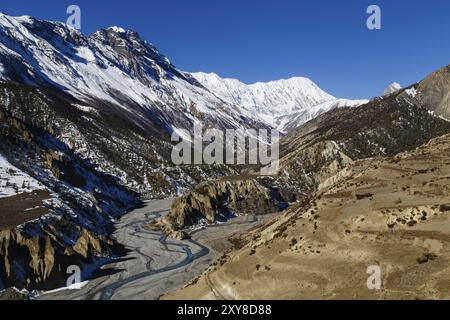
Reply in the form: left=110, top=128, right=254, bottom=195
left=1, top=0, right=449, bottom=99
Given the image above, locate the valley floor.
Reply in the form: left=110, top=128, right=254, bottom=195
left=38, top=199, right=275, bottom=300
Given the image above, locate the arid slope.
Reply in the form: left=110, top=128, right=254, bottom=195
left=165, top=134, right=450, bottom=300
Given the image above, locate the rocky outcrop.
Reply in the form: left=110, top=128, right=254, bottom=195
left=156, top=178, right=287, bottom=235
left=0, top=227, right=110, bottom=290
left=417, top=64, right=450, bottom=119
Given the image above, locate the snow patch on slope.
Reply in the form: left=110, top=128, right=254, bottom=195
left=0, top=153, right=46, bottom=198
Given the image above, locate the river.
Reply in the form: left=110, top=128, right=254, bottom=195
left=39, top=198, right=273, bottom=300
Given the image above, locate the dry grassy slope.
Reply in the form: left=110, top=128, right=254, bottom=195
left=165, top=134, right=450, bottom=300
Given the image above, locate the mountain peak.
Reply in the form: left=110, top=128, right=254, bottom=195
left=384, top=82, right=402, bottom=95
left=108, top=26, right=127, bottom=33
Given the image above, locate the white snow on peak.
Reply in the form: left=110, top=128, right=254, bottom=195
left=108, top=26, right=126, bottom=33
left=383, top=82, right=402, bottom=95
left=0, top=13, right=253, bottom=133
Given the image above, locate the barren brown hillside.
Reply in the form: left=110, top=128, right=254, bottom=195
left=165, top=134, right=450, bottom=300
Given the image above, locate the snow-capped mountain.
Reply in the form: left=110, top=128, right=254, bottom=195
left=0, top=13, right=255, bottom=200
left=0, top=13, right=265, bottom=138
left=0, top=12, right=367, bottom=138
left=384, top=82, right=402, bottom=95
left=192, top=72, right=368, bottom=132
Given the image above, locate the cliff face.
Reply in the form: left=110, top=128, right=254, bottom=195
left=0, top=228, right=109, bottom=290
left=156, top=178, right=287, bottom=237
left=417, top=65, right=450, bottom=119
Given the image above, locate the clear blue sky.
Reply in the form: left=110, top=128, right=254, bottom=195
left=1, top=0, right=449, bottom=99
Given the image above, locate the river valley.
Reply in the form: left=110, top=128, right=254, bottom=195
left=38, top=199, right=275, bottom=300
